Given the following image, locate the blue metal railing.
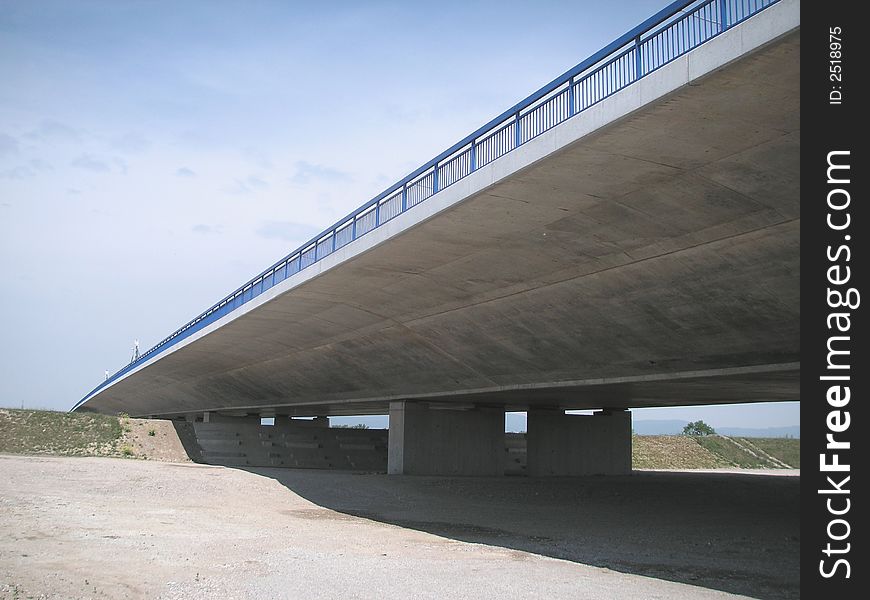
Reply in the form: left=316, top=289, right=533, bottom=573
left=74, top=0, right=779, bottom=410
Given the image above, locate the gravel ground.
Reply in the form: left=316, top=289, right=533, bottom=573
left=640, top=468, right=801, bottom=476
left=0, top=455, right=798, bottom=599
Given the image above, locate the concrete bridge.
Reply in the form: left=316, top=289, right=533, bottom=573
left=74, top=0, right=800, bottom=476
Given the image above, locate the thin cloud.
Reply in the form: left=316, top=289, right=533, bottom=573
left=27, top=119, right=82, bottom=144
left=29, top=159, right=53, bottom=172
left=372, top=173, right=392, bottom=186
left=1, top=166, right=32, bottom=179
left=175, top=167, right=196, bottom=178
left=290, top=161, right=352, bottom=185
left=226, top=175, right=269, bottom=194
left=0, top=133, right=19, bottom=158
left=0, top=159, right=53, bottom=179
left=256, top=221, right=320, bottom=242
left=247, top=175, right=268, bottom=189
left=191, top=224, right=218, bottom=234
left=71, top=154, right=111, bottom=173
left=111, top=132, right=150, bottom=154
left=242, top=147, right=273, bottom=170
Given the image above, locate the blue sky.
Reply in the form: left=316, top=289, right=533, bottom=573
left=0, top=1, right=798, bottom=428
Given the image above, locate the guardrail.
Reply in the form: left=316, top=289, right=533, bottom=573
left=75, top=0, right=779, bottom=410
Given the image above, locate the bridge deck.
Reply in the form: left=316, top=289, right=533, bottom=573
left=77, top=0, right=800, bottom=417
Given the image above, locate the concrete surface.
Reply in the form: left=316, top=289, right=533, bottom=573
left=387, top=402, right=504, bottom=476
left=78, top=1, right=800, bottom=418
left=527, top=409, right=631, bottom=476
left=192, top=419, right=388, bottom=470
left=0, top=455, right=798, bottom=599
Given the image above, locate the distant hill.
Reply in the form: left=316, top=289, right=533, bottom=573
left=715, top=425, right=800, bottom=438
left=330, top=415, right=389, bottom=429
left=508, top=414, right=799, bottom=438
left=633, top=419, right=799, bottom=438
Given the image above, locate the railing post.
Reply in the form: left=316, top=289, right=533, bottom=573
left=352, top=215, right=357, bottom=240
left=470, top=142, right=477, bottom=171
left=432, top=166, right=439, bottom=194
left=331, top=232, right=336, bottom=253
left=514, top=112, right=522, bottom=148
left=567, top=79, right=575, bottom=118
left=401, top=184, right=407, bottom=211
left=719, top=0, right=729, bottom=32
left=376, top=202, right=381, bottom=226
left=634, top=35, right=643, bottom=80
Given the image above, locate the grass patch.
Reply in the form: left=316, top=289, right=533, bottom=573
left=0, top=409, right=123, bottom=457
left=694, top=435, right=761, bottom=467
left=693, top=435, right=799, bottom=468
left=632, top=435, right=730, bottom=469
left=737, top=437, right=800, bottom=468
left=634, top=435, right=799, bottom=470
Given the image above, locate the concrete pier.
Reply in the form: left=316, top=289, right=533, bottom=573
left=526, top=409, right=631, bottom=476
left=388, top=402, right=504, bottom=476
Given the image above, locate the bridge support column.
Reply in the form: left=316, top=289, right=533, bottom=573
left=527, top=408, right=631, bottom=476
left=388, top=402, right=504, bottom=476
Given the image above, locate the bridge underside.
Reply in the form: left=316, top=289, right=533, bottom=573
left=259, top=365, right=799, bottom=417
left=80, top=25, right=800, bottom=421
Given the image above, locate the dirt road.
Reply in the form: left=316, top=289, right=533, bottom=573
left=0, top=455, right=798, bottom=599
